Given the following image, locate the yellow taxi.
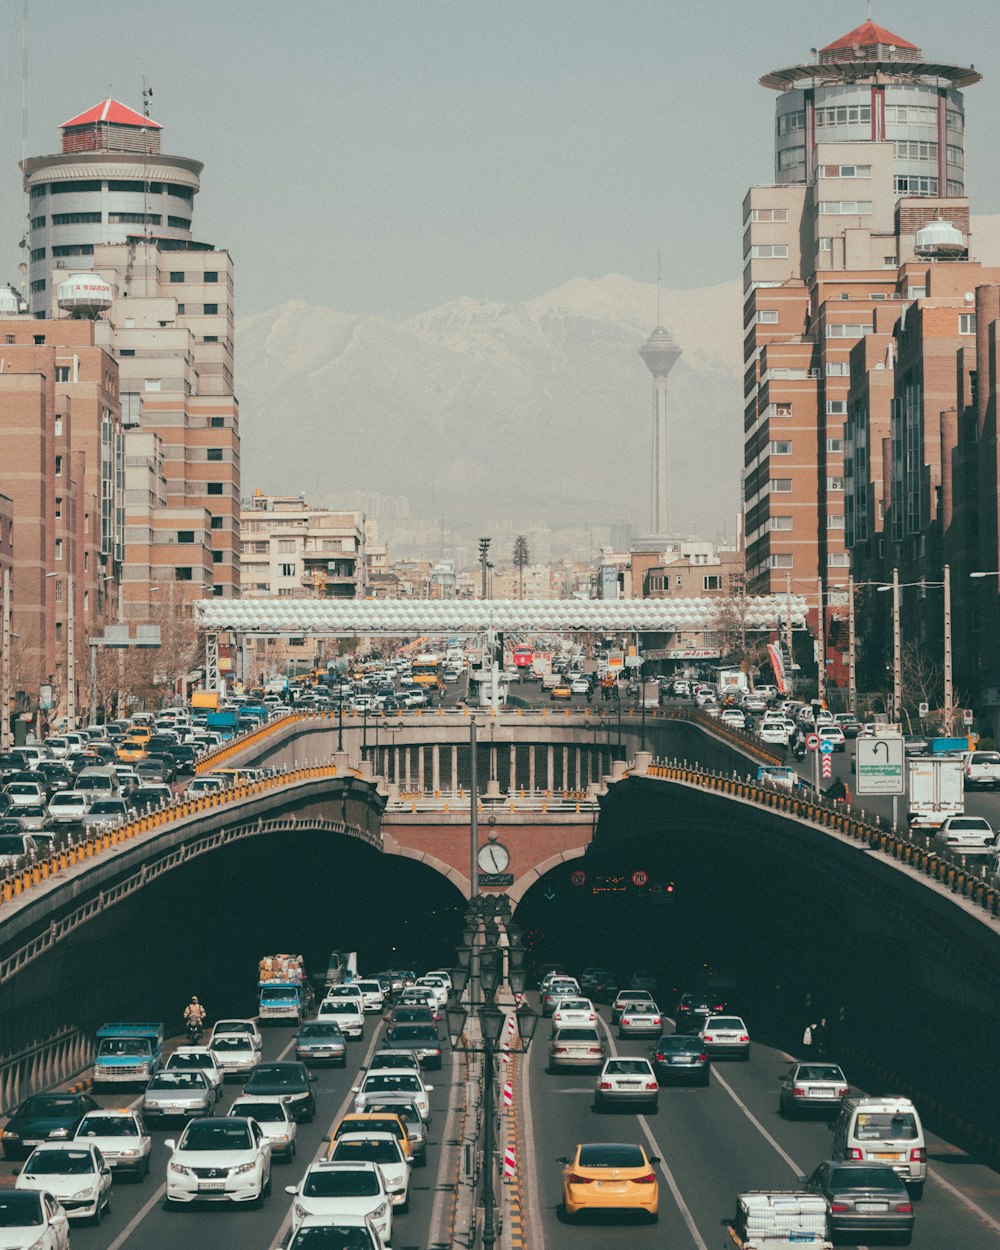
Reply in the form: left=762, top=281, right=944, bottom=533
left=126, top=723, right=153, bottom=742
left=326, top=1112, right=413, bottom=1162
left=559, top=1141, right=660, bottom=1222
left=117, top=737, right=149, bottom=762
left=550, top=682, right=573, bottom=701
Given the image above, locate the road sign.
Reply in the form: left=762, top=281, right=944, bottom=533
left=570, top=869, right=587, bottom=887
left=855, top=735, right=905, bottom=796
left=806, top=733, right=820, bottom=751
left=819, top=739, right=835, bottom=755
left=822, top=756, right=832, bottom=779
left=964, top=708, right=974, bottom=725
left=918, top=701, right=929, bottom=718
left=503, top=1147, right=516, bottom=1178
left=502, top=1081, right=513, bottom=1108
left=631, top=869, right=649, bottom=887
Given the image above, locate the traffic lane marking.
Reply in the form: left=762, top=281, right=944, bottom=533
left=519, top=1011, right=547, bottom=1250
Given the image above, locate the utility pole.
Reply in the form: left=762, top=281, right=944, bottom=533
left=66, top=572, right=76, bottom=730
left=785, top=573, right=794, bottom=696
left=469, top=716, right=479, bottom=900
left=1, top=567, right=11, bottom=749
left=478, top=538, right=491, bottom=600
left=847, top=574, right=857, bottom=713
left=816, top=576, right=826, bottom=706
left=892, top=565, right=902, bottom=723
left=943, top=563, right=953, bottom=733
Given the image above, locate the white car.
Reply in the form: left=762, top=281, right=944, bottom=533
left=210, top=1033, right=261, bottom=1078
left=318, top=999, right=365, bottom=1039
left=933, top=816, right=996, bottom=855
left=330, top=1131, right=411, bottom=1208
left=570, top=678, right=589, bottom=695
left=353, top=1070, right=434, bottom=1122
left=817, top=726, right=846, bottom=752
left=413, top=978, right=448, bottom=1009
left=699, top=1014, right=751, bottom=1060
left=165, top=1047, right=225, bottom=1100
left=44, top=792, right=91, bottom=825
left=0, top=1191, right=71, bottom=1249
left=164, top=1116, right=271, bottom=1205
left=4, top=782, right=46, bottom=807
left=16, top=1142, right=113, bottom=1224
left=183, top=776, right=226, bottom=800
left=594, top=1057, right=660, bottom=1112
left=369, top=1050, right=422, bottom=1074
left=285, top=1161, right=393, bottom=1241
left=759, top=723, right=790, bottom=746
left=288, top=1214, right=388, bottom=1250
left=325, top=984, right=365, bottom=1007
left=551, top=997, right=597, bottom=1029
left=74, top=1109, right=151, bottom=1180
left=211, top=1018, right=263, bottom=1052
left=355, top=980, right=387, bottom=1013
left=720, top=710, right=746, bottom=729
left=229, top=1096, right=297, bottom=1162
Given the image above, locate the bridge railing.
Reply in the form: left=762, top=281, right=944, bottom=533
left=646, top=757, right=1000, bottom=922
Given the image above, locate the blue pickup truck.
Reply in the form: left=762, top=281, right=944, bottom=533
left=92, top=1023, right=165, bottom=1088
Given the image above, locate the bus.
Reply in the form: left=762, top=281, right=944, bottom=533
left=512, top=645, right=534, bottom=671
left=411, top=654, right=443, bottom=691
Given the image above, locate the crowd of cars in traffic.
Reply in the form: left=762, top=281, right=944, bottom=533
left=0, top=964, right=455, bottom=1249
left=538, top=965, right=925, bottom=1244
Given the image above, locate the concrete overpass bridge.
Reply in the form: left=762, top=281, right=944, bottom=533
left=3, top=708, right=1000, bottom=1157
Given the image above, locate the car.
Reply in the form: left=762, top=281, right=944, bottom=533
left=368, top=1050, right=421, bottom=1075
left=329, top=1112, right=416, bottom=1165
left=933, top=815, right=996, bottom=855
left=413, top=977, right=449, bottom=1009
left=551, top=997, right=597, bottom=1029
left=543, top=980, right=582, bottom=1016
left=287, top=1214, right=389, bottom=1250
left=0, top=1190, right=71, bottom=1249
left=550, top=683, right=573, bottom=700
left=353, top=1070, right=433, bottom=1122
left=778, top=1062, right=849, bottom=1117
left=836, top=714, right=862, bottom=739
left=355, top=980, right=387, bottom=1013
left=699, top=1015, right=750, bottom=1060
left=325, top=984, right=366, bottom=1009
left=116, top=738, right=148, bottom=763
left=296, top=1021, right=349, bottom=1067
left=558, top=1141, right=659, bottom=1223
left=649, top=1034, right=710, bottom=1085
left=328, top=1132, right=411, bottom=1209
left=284, top=1160, right=393, bottom=1243
left=383, top=1023, right=444, bottom=1069
left=13, top=803, right=49, bottom=831
left=165, top=1047, right=225, bottom=1099
left=548, top=1026, right=606, bottom=1071
left=142, top=1070, right=216, bottom=1124
left=903, top=734, right=929, bottom=756
left=962, top=750, right=1000, bottom=790
left=756, top=765, right=798, bottom=791
left=570, top=678, right=590, bottom=694
left=802, top=1160, right=915, bottom=1243
left=831, top=1096, right=927, bottom=1196
left=45, top=791, right=91, bottom=826
left=4, top=782, right=46, bottom=808
left=130, top=784, right=171, bottom=814
left=759, top=723, right=790, bottom=747
left=245, top=1062, right=317, bottom=1122
left=164, top=1116, right=272, bottom=1205
left=317, top=999, right=365, bottom=1039
left=0, top=830, right=38, bottom=872
left=1, top=1093, right=99, bottom=1160
left=210, top=1018, right=263, bottom=1051
left=210, top=1033, right=261, bottom=1078
left=817, top=725, right=846, bottom=752
left=183, top=775, right=226, bottom=800
left=610, top=989, right=655, bottom=1025
left=16, top=1142, right=113, bottom=1224
left=81, top=797, right=129, bottom=830
left=593, top=1058, right=659, bottom=1112
left=74, top=1108, right=152, bottom=1180
left=618, top=1002, right=663, bottom=1038
left=229, top=1096, right=298, bottom=1162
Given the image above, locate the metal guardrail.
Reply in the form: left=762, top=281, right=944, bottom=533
left=0, top=1025, right=95, bottom=1118
left=646, top=758, right=1000, bottom=923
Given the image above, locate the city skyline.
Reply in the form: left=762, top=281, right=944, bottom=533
left=1, top=1, right=998, bottom=321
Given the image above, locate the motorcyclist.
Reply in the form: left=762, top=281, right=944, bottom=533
left=183, top=996, right=206, bottom=1034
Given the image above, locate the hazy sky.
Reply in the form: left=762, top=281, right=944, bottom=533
left=1, top=0, right=998, bottom=318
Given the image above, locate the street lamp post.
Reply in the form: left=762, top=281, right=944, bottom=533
left=45, top=571, right=75, bottom=730
left=1, top=568, right=11, bottom=750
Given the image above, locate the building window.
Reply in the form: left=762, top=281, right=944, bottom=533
left=886, top=103, right=936, bottom=126
left=825, top=401, right=847, bottom=415
left=946, top=109, right=964, bottom=131
left=774, top=403, right=792, bottom=417
left=894, top=175, right=938, bottom=196
left=4, top=335, right=13, bottom=344
left=55, top=538, right=63, bottom=561
left=108, top=212, right=161, bottom=225
left=826, top=438, right=844, bottom=453
left=203, top=303, right=218, bottom=315
left=827, top=515, right=845, bottom=529
left=210, top=515, right=223, bottom=529
left=819, top=164, right=872, bottom=178
left=145, top=378, right=161, bottom=392
left=772, top=479, right=793, bottom=493
left=206, top=482, right=223, bottom=495
left=51, top=244, right=94, bottom=258
left=749, top=208, right=789, bottom=222
left=176, top=304, right=185, bottom=314
left=828, top=552, right=850, bottom=566
left=167, top=216, right=191, bottom=229
left=778, top=146, right=805, bottom=170
left=749, top=244, right=789, bottom=259
left=946, top=180, right=964, bottom=197
left=893, top=141, right=937, bottom=162
left=204, top=335, right=218, bottom=342
left=166, top=184, right=194, bottom=202
left=770, top=440, right=792, bottom=455
left=777, top=112, right=805, bottom=135
left=959, top=313, right=976, bottom=334
left=170, top=271, right=184, bottom=283
left=277, top=539, right=295, bottom=553
left=818, top=201, right=873, bottom=215
left=30, top=279, right=46, bottom=293
left=815, top=104, right=870, bottom=127
left=51, top=212, right=101, bottom=225
left=54, top=366, right=70, bottom=382
left=826, top=476, right=845, bottom=491
left=177, top=531, right=195, bottom=543
left=279, top=563, right=296, bottom=577
left=703, top=575, right=723, bottom=591
left=907, top=285, right=926, bottom=299
left=206, top=447, right=223, bottom=461
left=771, top=516, right=793, bottom=531
left=884, top=256, right=897, bottom=266
left=175, top=567, right=193, bottom=581
left=770, top=554, right=794, bottom=568
left=818, top=237, right=832, bottom=252
left=54, top=454, right=62, bottom=477
left=212, top=550, right=223, bottom=563
left=119, top=349, right=135, bottom=357
left=212, top=584, right=224, bottom=597
left=210, top=417, right=225, bottom=427
left=33, top=334, right=45, bottom=345
left=757, top=310, right=779, bottom=324
left=826, top=323, right=872, bottom=338
left=826, top=362, right=849, bottom=376
left=30, top=247, right=45, bottom=262
left=204, top=271, right=219, bottom=283
left=54, top=496, right=62, bottom=519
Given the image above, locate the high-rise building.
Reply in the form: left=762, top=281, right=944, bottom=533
left=742, top=20, right=981, bottom=596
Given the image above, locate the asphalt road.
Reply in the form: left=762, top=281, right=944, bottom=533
left=521, top=996, right=1000, bottom=1249
left=0, top=1016, right=456, bottom=1250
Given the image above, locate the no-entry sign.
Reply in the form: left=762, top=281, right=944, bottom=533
left=570, top=869, right=587, bottom=887
left=631, top=870, right=649, bottom=887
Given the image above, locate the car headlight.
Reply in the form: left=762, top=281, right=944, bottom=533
left=119, top=1148, right=140, bottom=1157
left=71, top=1186, right=96, bottom=1199
left=49, top=1127, right=70, bottom=1138
left=294, top=1202, right=308, bottom=1220
left=232, top=1161, right=257, bottom=1175
left=3, top=1129, right=19, bottom=1139
left=373, top=1202, right=388, bottom=1218
left=169, top=1162, right=192, bottom=1176
left=25, top=1237, right=46, bottom=1250
left=274, top=1134, right=289, bottom=1143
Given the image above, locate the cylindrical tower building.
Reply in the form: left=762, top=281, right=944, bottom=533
left=20, top=98, right=203, bottom=316
left=639, top=325, right=681, bottom=538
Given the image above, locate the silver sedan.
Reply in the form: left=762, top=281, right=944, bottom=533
left=141, top=1070, right=215, bottom=1124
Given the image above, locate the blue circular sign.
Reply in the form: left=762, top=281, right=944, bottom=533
left=819, top=740, right=835, bottom=754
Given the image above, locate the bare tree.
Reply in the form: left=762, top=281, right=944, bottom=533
left=711, top=571, right=769, bottom=682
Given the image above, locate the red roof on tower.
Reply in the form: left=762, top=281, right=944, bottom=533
left=821, top=20, right=918, bottom=53
left=60, top=98, right=161, bottom=130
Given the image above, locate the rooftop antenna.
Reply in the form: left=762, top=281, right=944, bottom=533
left=141, top=78, right=153, bottom=244
left=656, top=250, right=662, bottom=328
left=17, top=0, right=29, bottom=305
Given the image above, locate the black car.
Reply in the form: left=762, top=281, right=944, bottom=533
left=243, top=1062, right=316, bottom=1122
left=142, top=751, right=176, bottom=781
left=1, top=1092, right=99, bottom=1160
left=37, top=761, right=76, bottom=796
left=649, top=1034, right=710, bottom=1085
left=802, top=1160, right=915, bottom=1243
left=131, top=786, right=170, bottom=814
left=0, top=750, right=28, bottom=778
left=385, top=1024, right=443, bottom=1070
left=675, top=991, right=727, bottom=1034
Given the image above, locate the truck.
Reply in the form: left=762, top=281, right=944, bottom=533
left=324, top=950, right=358, bottom=991
left=907, top=755, right=964, bottom=830
left=205, top=708, right=241, bottom=739
left=530, top=652, right=552, bottom=682
left=257, top=954, right=315, bottom=1024
left=725, top=1191, right=831, bottom=1250
left=92, top=1023, right=165, bottom=1089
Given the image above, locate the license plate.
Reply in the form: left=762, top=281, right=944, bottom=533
left=199, top=1181, right=226, bottom=1191
left=619, top=1081, right=641, bottom=1088
left=856, top=1201, right=889, bottom=1211
left=596, top=1182, right=628, bottom=1192
left=809, top=1088, right=836, bottom=1097
left=23, top=1139, right=42, bottom=1146
left=874, top=1152, right=903, bottom=1160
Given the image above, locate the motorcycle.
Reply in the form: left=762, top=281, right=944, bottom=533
left=185, top=1018, right=204, bottom=1044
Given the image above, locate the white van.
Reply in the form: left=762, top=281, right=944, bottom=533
left=832, top=1096, right=926, bottom=1196
left=75, top=766, right=120, bottom=797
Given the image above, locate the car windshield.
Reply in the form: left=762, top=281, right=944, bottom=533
left=855, top=1111, right=918, bottom=1140
left=333, top=1140, right=400, bottom=1164
left=261, top=987, right=296, bottom=1002
left=98, top=1039, right=149, bottom=1056
left=555, top=1029, right=599, bottom=1041
left=366, top=1103, right=419, bottom=1126
left=303, top=1169, right=381, bottom=1197
left=0, top=1193, right=44, bottom=1226
left=363, top=1075, right=419, bottom=1093
left=619, top=991, right=653, bottom=1002
left=252, top=1067, right=305, bottom=1087
left=707, top=1017, right=744, bottom=1029
left=19, top=1095, right=79, bottom=1116
left=557, top=1000, right=590, bottom=1012
left=394, top=1009, right=432, bottom=1022
left=321, top=1002, right=360, bottom=1015
left=78, top=1114, right=139, bottom=1137
left=947, top=819, right=990, bottom=830
left=578, top=1144, right=646, bottom=1168
left=370, top=1054, right=416, bottom=1070
left=290, top=1230, right=376, bottom=1249
left=233, top=1103, right=285, bottom=1123
left=24, top=1149, right=94, bottom=1175
left=656, top=1036, right=699, bottom=1051
left=182, top=1122, right=251, bottom=1151
left=89, top=800, right=125, bottom=814
left=829, top=1166, right=907, bottom=1191
left=149, top=1072, right=206, bottom=1089
left=607, top=1060, right=651, bottom=1075
left=389, top=1026, right=436, bottom=1041
left=167, top=1053, right=211, bottom=1070
left=300, top=1024, right=343, bottom=1039
left=212, top=1037, right=252, bottom=1051
left=796, top=1065, right=844, bottom=1081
